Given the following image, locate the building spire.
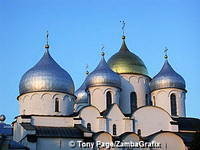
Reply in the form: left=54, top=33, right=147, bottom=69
left=45, top=31, right=50, bottom=50
left=120, top=20, right=126, bottom=40
left=164, top=47, right=168, bottom=60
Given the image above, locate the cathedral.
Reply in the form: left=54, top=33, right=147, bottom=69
left=0, top=33, right=200, bottom=150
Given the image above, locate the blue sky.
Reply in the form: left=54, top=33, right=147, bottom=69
left=0, top=0, right=199, bottom=123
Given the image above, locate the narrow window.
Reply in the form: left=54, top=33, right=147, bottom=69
left=132, top=119, right=135, bottom=132
left=137, top=129, right=141, bottom=136
left=88, top=92, right=91, bottom=105
left=145, top=94, right=148, bottom=105
left=113, top=124, right=117, bottom=135
left=55, top=98, right=59, bottom=112
left=153, top=96, right=156, bottom=106
left=87, top=123, right=91, bottom=131
left=106, top=91, right=112, bottom=109
left=130, top=92, right=137, bottom=112
left=170, top=93, right=177, bottom=116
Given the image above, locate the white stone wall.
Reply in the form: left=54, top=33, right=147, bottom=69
left=132, top=106, right=178, bottom=137
left=98, top=117, right=106, bottom=131
left=37, top=138, right=84, bottom=150
left=79, top=104, right=133, bottom=135
left=151, top=88, right=186, bottom=117
left=119, top=74, right=150, bottom=114
left=13, top=120, right=25, bottom=142
left=106, top=104, right=126, bottom=136
left=31, top=116, right=74, bottom=127
left=18, top=92, right=75, bottom=116
left=88, top=86, right=120, bottom=112
left=79, top=106, right=100, bottom=132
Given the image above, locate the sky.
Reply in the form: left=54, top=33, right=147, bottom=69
left=0, top=0, right=199, bottom=123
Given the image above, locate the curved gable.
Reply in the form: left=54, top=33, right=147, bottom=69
left=132, top=106, right=175, bottom=137
left=150, top=132, right=185, bottom=150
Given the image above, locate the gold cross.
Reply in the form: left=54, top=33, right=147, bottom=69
left=120, top=20, right=126, bottom=36
left=100, top=44, right=105, bottom=56
left=45, top=31, right=50, bottom=49
left=85, top=64, right=89, bottom=75
left=164, top=47, right=168, bottom=59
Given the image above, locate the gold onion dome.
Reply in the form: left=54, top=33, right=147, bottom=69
left=150, top=60, right=186, bottom=92
left=19, top=48, right=75, bottom=95
left=85, top=54, right=121, bottom=89
left=107, top=37, right=148, bottom=76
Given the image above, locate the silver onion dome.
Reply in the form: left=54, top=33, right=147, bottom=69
left=75, top=80, right=88, bottom=104
left=150, top=60, right=185, bottom=91
left=19, top=49, right=75, bottom=95
left=0, top=114, right=6, bottom=122
left=85, top=54, right=121, bottom=89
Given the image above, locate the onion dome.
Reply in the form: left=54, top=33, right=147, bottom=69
left=75, top=80, right=88, bottom=104
left=0, top=114, right=6, bottom=122
left=150, top=60, right=186, bottom=92
left=85, top=52, right=121, bottom=89
left=19, top=46, right=75, bottom=95
left=107, top=36, right=148, bottom=76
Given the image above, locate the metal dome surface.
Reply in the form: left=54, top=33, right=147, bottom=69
left=75, top=80, right=88, bottom=104
left=150, top=60, right=185, bottom=91
left=85, top=55, right=121, bottom=89
left=19, top=49, right=75, bottom=95
left=107, top=38, right=148, bottom=76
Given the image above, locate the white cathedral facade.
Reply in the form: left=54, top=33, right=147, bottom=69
left=2, top=35, right=199, bottom=150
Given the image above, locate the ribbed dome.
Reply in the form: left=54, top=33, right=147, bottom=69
left=150, top=60, right=185, bottom=91
left=19, top=49, right=75, bottom=95
left=75, top=80, right=88, bottom=103
left=85, top=55, right=121, bottom=89
left=107, top=38, right=148, bottom=76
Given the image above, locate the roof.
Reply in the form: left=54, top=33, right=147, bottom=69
left=173, top=117, right=200, bottom=131
left=33, top=124, right=92, bottom=138
left=0, top=123, right=12, bottom=136
left=145, top=130, right=196, bottom=147
left=19, top=49, right=74, bottom=96
left=150, top=60, right=186, bottom=91
left=15, top=113, right=79, bottom=119
left=35, top=126, right=84, bottom=138
left=107, top=38, right=148, bottom=76
left=85, top=56, right=121, bottom=89
left=176, top=132, right=197, bottom=146
left=9, top=140, right=29, bottom=150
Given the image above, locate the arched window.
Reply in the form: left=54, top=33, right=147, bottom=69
left=55, top=98, right=59, bottom=112
left=106, top=91, right=112, bottom=109
left=113, top=124, right=117, bottom=135
left=170, top=93, right=177, bottom=116
left=130, top=92, right=137, bottom=112
left=87, top=123, right=91, bottom=131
